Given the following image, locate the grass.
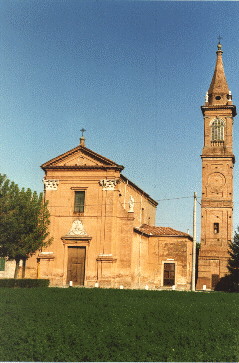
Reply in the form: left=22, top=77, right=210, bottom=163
left=0, top=288, right=238, bottom=362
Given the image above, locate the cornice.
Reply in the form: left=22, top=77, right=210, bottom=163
left=42, top=165, right=124, bottom=171
left=201, top=153, right=235, bottom=158
left=120, top=174, right=158, bottom=206
left=201, top=105, right=237, bottom=117
left=201, top=154, right=235, bottom=164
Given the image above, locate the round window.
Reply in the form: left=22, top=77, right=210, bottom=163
left=215, top=96, right=221, bottom=100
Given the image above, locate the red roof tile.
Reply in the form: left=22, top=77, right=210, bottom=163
left=134, top=224, right=192, bottom=238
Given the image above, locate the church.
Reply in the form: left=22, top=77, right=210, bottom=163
left=0, top=43, right=236, bottom=291
left=23, top=135, right=193, bottom=290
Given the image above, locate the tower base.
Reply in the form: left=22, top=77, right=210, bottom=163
left=196, top=256, right=229, bottom=291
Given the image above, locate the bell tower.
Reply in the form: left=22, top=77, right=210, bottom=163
left=197, top=42, right=237, bottom=290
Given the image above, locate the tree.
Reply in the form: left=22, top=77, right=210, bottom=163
left=0, top=174, right=52, bottom=278
left=227, top=227, right=239, bottom=292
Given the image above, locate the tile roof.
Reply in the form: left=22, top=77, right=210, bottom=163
left=134, top=224, right=192, bottom=238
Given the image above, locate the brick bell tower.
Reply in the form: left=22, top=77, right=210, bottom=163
left=197, top=42, right=237, bottom=290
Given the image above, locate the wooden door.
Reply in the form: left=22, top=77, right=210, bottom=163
left=67, top=247, right=86, bottom=285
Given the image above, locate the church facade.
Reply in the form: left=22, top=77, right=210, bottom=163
left=197, top=43, right=236, bottom=290
left=23, top=136, right=193, bottom=290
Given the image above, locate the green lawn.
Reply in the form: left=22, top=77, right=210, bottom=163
left=0, top=288, right=238, bottom=362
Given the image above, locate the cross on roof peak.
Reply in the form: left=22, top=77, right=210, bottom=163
left=80, top=128, right=86, bottom=146
left=80, top=128, right=86, bottom=137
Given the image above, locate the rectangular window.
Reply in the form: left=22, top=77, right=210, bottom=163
left=163, top=263, right=175, bottom=286
left=0, top=258, right=5, bottom=271
left=214, top=223, right=219, bottom=234
left=211, top=119, right=224, bottom=142
left=74, top=191, right=85, bottom=213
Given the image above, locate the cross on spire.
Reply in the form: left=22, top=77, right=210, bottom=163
left=217, top=35, right=222, bottom=44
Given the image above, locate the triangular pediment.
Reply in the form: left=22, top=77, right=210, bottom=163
left=41, top=145, right=124, bottom=171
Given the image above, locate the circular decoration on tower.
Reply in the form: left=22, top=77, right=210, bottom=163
left=207, top=172, right=226, bottom=194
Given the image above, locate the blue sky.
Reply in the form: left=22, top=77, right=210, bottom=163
left=1, top=0, right=239, bottom=239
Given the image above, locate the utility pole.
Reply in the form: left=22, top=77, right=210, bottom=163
left=192, top=192, right=197, bottom=291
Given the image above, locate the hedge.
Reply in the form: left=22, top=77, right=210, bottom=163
left=0, top=279, right=50, bottom=288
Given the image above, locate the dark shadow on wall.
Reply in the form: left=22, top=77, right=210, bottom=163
left=215, top=274, right=239, bottom=292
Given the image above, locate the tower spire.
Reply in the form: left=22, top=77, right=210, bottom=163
left=206, top=42, right=231, bottom=106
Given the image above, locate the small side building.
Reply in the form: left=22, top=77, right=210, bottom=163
left=133, top=225, right=193, bottom=290
left=25, top=138, right=193, bottom=290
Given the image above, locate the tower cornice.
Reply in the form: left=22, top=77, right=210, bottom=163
left=201, top=154, right=235, bottom=163
left=201, top=105, right=237, bottom=117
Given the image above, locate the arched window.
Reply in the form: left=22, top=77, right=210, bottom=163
left=211, top=118, right=225, bottom=142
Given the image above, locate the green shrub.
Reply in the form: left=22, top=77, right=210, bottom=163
left=0, top=279, right=49, bottom=288
left=0, top=279, right=16, bottom=288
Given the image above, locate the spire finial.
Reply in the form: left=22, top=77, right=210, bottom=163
left=217, top=36, right=223, bottom=51
left=80, top=128, right=86, bottom=147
